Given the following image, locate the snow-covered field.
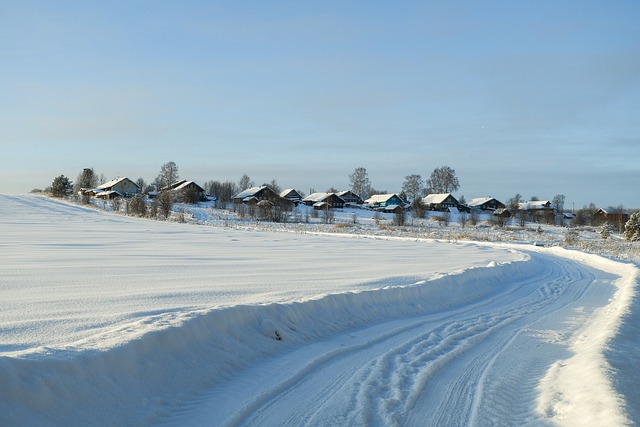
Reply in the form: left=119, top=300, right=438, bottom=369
left=1, top=194, right=638, bottom=426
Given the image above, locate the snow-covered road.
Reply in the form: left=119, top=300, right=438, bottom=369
left=0, top=195, right=637, bottom=426
left=165, top=250, right=626, bottom=426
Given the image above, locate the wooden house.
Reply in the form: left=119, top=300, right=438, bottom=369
left=365, top=194, right=405, bottom=209
left=383, top=204, right=405, bottom=214
left=467, top=197, right=506, bottom=212
left=337, top=190, right=364, bottom=205
left=280, top=189, right=303, bottom=204
left=302, top=192, right=345, bottom=209
left=421, top=193, right=459, bottom=211
left=95, top=177, right=140, bottom=198
left=171, top=181, right=207, bottom=202
left=594, top=208, right=630, bottom=227
left=233, top=186, right=291, bottom=206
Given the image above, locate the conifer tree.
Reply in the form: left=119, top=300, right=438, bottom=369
left=50, top=175, right=73, bottom=198
left=624, top=212, right=640, bottom=241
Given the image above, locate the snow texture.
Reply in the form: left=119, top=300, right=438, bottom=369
left=0, top=194, right=638, bottom=426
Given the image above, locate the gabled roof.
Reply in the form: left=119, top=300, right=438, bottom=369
left=235, top=186, right=268, bottom=199
left=280, top=188, right=302, bottom=199
left=97, top=177, right=140, bottom=190
left=422, top=193, right=456, bottom=204
left=365, top=194, right=400, bottom=204
left=597, top=208, right=629, bottom=215
left=303, top=192, right=335, bottom=203
left=173, top=181, right=205, bottom=192
left=338, top=190, right=362, bottom=198
left=162, top=179, right=187, bottom=191
left=467, top=197, right=495, bottom=207
left=518, top=200, right=552, bottom=210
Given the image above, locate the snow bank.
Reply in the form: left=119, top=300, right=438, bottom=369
left=536, top=248, right=639, bottom=426
left=0, top=257, right=538, bottom=426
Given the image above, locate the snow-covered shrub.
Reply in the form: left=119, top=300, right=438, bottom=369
left=129, top=194, right=147, bottom=217
left=600, top=223, right=612, bottom=240
left=564, top=228, right=579, bottom=246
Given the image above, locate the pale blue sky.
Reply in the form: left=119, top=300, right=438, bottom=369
left=1, top=1, right=639, bottom=208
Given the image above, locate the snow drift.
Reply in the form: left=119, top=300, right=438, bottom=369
left=1, top=258, right=536, bottom=426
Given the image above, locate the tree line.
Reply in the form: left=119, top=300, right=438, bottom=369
left=40, top=162, right=640, bottom=241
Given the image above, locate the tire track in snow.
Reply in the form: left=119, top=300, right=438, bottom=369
left=170, top=251, right=614, bottom=427
left=353, top=263, right=574, bottom=426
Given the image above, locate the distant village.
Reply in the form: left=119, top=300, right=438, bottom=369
left=72, top=174, right=632, bottom=231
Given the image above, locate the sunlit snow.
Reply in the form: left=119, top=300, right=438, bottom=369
left=0, top=195, right=637, bottom=426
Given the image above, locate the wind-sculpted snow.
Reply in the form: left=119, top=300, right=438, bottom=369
left=0, top=195, right=638, bottom=426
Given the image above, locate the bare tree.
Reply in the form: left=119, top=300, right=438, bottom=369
left=402, top=174, right=423, bottom=203
left=470, top=209, right=479, bottom=226
left=552, top=194, right=566, bottom=225
left=507, top=193, right=523, bottom=212
left=238, top=174, right=253, bottom=191
left=517, top=210, right=527, bottom=227
left=393, top=209, right=407, bottom=226
left=136, top=177, right=147, bottom=193
left=155, top=161, right=179, bottom=189
left=205, top=181, right=238, bottom=203
left=323, top=205, right=335, bottom=224
left=349, top=167, right=372, bottom=200
left=268, top=179, right=281, bottom=194
left=158, top=190, right=173, bottom=219
left=425, top=166, right=460, bottom=194
left=459, top=211, right=468, bottom=228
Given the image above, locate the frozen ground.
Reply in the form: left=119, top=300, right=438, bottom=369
left=0, top=194, right=638, bottom=426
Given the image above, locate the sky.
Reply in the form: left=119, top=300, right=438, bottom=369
left=1, top=0, right=639, bottom=208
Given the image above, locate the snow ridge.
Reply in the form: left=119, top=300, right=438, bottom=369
left=0, top=258, right=535, bottom=426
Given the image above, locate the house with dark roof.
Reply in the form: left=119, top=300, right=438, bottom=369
left=467, top=197, right=506, bottom=212
left=172, top=181, right=207, bottom=202
left=233, top=186, right=290, bottom=205
left=280, top=189, right=303, bottom=204
left=422, top=193, right=459, bottom=211
left=302, top=192, right=345, bottom=209
left=594, top=208, right=630, bottom=227
left=337, top=190, right=364, bottom=205
left=95, top=177, right=140, bottom=198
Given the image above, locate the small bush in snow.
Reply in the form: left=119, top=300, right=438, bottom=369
left=600, top=223, right=612, bottom=240
left=129, top=194, right=147, bottom=217
left=564, top=229, right=579, bottom=246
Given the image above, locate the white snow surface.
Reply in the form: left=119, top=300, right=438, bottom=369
left=0, top=194, right=638, bottom=426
